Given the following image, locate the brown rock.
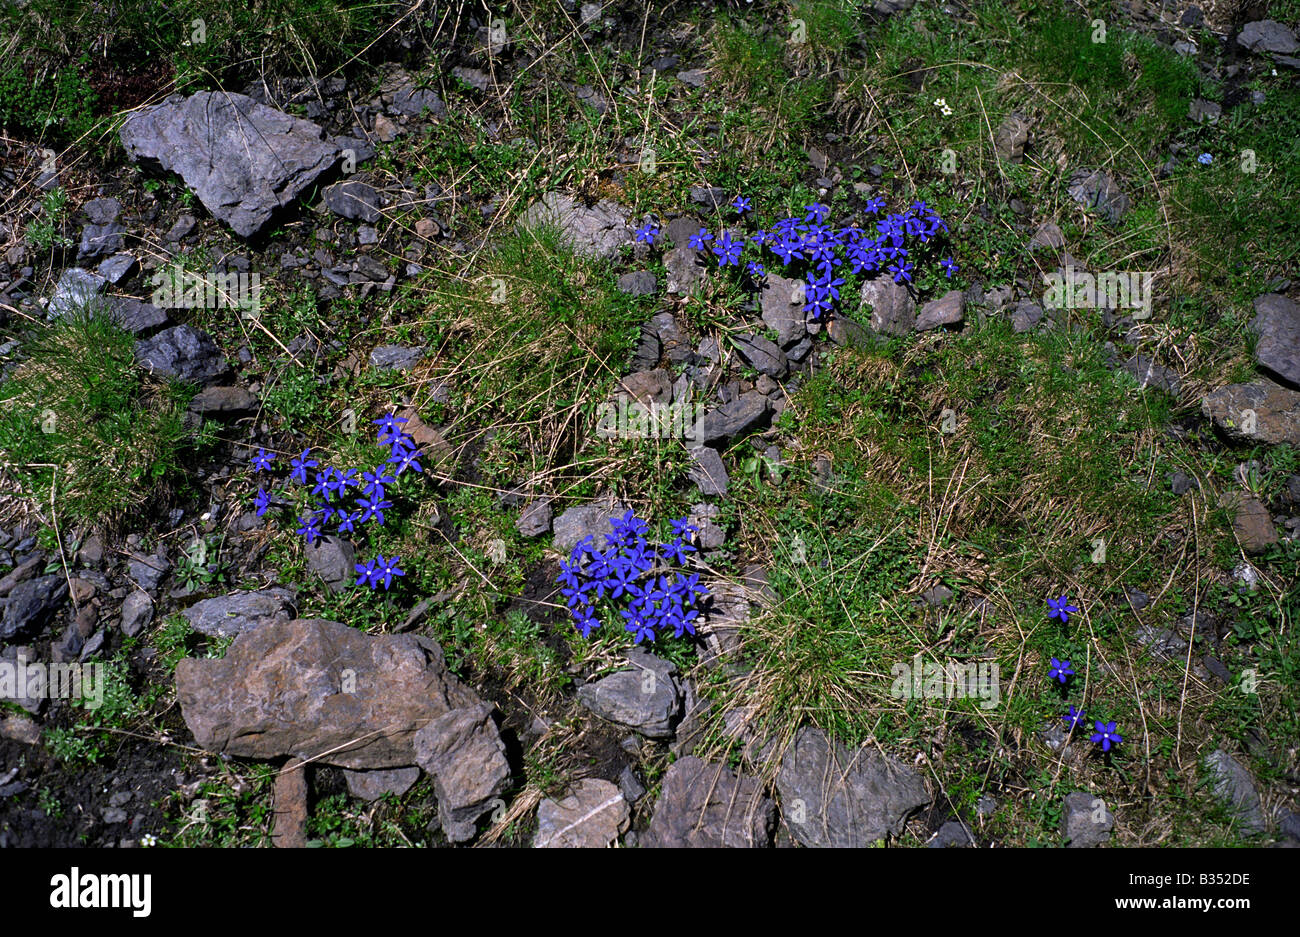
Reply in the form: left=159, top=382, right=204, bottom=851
left=1220, top=492, right=1279, bottom=555
left=1202, top=380, right=1300, bottom=446
left=534, top=778, right=628, bottom=848
left=272, top=758, right=310, bottom=848
left=176, top=618, right=481, bottom=769
left=413, top=702, right=511, bottom=842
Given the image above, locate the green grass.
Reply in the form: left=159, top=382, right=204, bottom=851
left=0, top=303, right=192, bottom=528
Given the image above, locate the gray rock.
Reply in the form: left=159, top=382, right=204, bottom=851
left=1062, top=791, right=1114, bottom=847
left=322, top=180, right=381, bottom=223
left=534, top=778, right=629, bottom=848
left=177, top=617, right=489, bottom=771
left=927, top=819, right=975, bottom=847
left=1203, top=749, right=1265, bottom=833
left=343, top=766, right=421, bottom=803
left=1010, top=299, right=1043, bottom=332
left=641, top=756, right=775, bottom=848
left=386, top=84, right=446, bottom=119
left=551, top=496, right=628, bottom=555
left=617, top=270, right=656, bottom=296
left=760, top=273, right=809, bottom=346
left=994, top=113, right=1029, bottom=162
left=305, top=537, right=355, bottom=593
left=369, top=345, right=425, bottom=371
left=689, top=185, right=728, bottom=210
left=46, top=267, right=107, bottom=320
left=687, top=446, right=729, bottom=496
left=665, top=215, right=703, bottom=249
left=0, top=575, right=69, bottom=641
left=119, top=590, right=154, bottom=638
left=119, top=92, right=340, bottom=238
left=577, top=647, right=681, bottom=739
left=127, top=547, right=170, bottom=592
left=450, top=66, right=491, bottom=92
left=733, top=334, right=788, bottom=378
left=701, top=391, right=770, bottom=446
left=689, top=502, right=726, bottom=550
left=1170, top=471, right=1199, bottom=495
left=82, top=197, right=121, bottom=226
left=1122, top=355, right=1181, bottom=396
left=182, top=587, right=297, bottom=639
left=618, top=765, right=646, bottom=804
left=1202, top=380, right=1300, bottom=445
left=134, top=325, right=229, bottom=385
left=827, top=316, right=879, bottom=350
left=516, top=499, right=553, bottom=538
left=1189, top=98, right=1222, bottom=125
left=1249, top=293, right=1300, bottom=388
left=664, top=246, right=704, bottom=295
left=165, top=214, right=197, bottom=242
left=517, top=192, right=633, bottom=260
left=188, top=385, right=257, bottom=414
left=579, top=2, right=602, bottom=25
left=1238, top=20, right=1300, bottom=55
left=77, top=223, right=125, bottom=262
left=1028, top=222, right=1065, bottom=251
left=97, top=253, right=138, bottom=285
left=617, top=369, right=671, bottom=406
left=915, top=290, right=965, bottom=331
left=1067, top=168, right=1130, bottom=224
left=413, top=702, right=511, bottom=842
left=676, top=69, right=707, bottom=89
left=775, top=727, right=930, bottom=847
left=105, top=297, right=169, bottom=336
left=860, top=277, right=916, bottom=335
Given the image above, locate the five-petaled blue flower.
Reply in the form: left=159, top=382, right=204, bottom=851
left=289, top=449, right=317, bottom=484
left=636, top=220, right=659, bottom=244
left=254, top=487, right=271, bottom=517
left=732, top=195, right=752, bottom=214
left=251, top=448, right=275, bottom=472
left=1047, top=595, right=1079, bottom=623
left=1062, top=705, right=1087, bottom=730
left=712, top=231, right=743, bottom=267
left=1090, top=720, right=1123, bottom=751
left=940, top=257, right=958, bottom=278
left=688, top=228, right=714, bottom=250
left=1048, top=657, right=1075, bottom=684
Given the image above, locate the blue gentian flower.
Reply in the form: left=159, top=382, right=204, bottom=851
left=254, top=487, right=271, bottom=517
left=1197, top=152, right=1212, bottom=165
left=687, top=228, right=713, bottom=250
left=1048, top=657, right=1075, bottom=685
left=289, top=449, right=317, bottom=484
left=1062, top=705, right=1087, bottom=730
left=940, top=257, right=958, bottom=278
left=1089, top=720, right=1122, bottom=751
left=1047, top=595, right=1079, bottom=623
left=732, top=195, right=752, bottom=213
left=636, top=220, right=659, bottom=244
left=251, top=448, right=275, bottom=472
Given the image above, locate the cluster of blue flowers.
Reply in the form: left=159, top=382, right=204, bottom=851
left=556, top=510, right=709, bottom=644
left=249, top=412, right=425, bottom=591
left=1046, top=595, right=1123, bottom=753
left=634, top=194, right=957, bottom=319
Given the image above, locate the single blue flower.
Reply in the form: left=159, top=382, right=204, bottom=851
left=1048, top=657, right=1075, bottom=685
left=888, top=260, right=914, bottom=284
left=358, top=493, right=394, bottom=526
left=354, top=558, right=378, bottom=588
left=864, top=196, right=887, bottom=214
left=940, top=257, right=959, bottom=278
left=1062, top=705, right=1087, bottom=730
left=296, top=514, right=323, bottom=545
left=362, top=466, right=397, bottom=499
left=747, top=260, right=766, bottom=278
left=712, top=230, right=743, bottom=267
left=336, top=510, right=358, bottom=534
left=1047, top=595, right=1079, bottom=623
left=254, top=487, right=271, bottom=517
left=1090, top=720, right=1123, bottom=751
left=803, top=202, right=830, bottom=224
left=635, top=220, right=659, bottom=244
left=687, top=228, right=713, bottom=251
left=289, top=449, right=317, bottom=484
left=388, top=446, right=424, bottom=476
left=732, top=195, right=752, bottom=213
left=251, top=448, right=275, bottom=472
left=373, top=554, right=405, bottom=590
left=1197, top=152, right=1212, bottom=165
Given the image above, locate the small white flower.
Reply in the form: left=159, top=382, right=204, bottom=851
left=140, top=834, right=157, bottom=847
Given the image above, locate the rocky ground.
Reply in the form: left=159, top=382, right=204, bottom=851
left=0, top=0, right=1298, bottom=848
